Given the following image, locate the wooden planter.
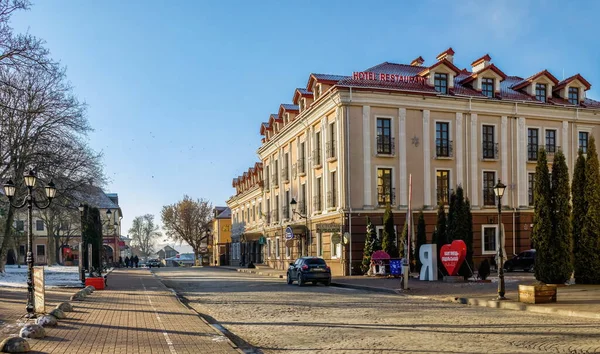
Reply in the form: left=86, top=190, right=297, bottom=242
left=518, top=284, right=557, bottom=304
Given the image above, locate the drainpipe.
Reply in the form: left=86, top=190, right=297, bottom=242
left=345, top=105, right=353, bottom=276
left=511, top=116, right=516, bottom=256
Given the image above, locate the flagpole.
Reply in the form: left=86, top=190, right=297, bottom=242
left=403, top=174, right=412, bottom=290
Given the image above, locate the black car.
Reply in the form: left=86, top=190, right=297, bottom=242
left=504, top=249, right=536, bottom=272
left=287, top=257, right=331, bottom=286
left=147, top=258, right=162, bottom=268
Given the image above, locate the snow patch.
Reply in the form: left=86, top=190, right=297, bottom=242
left=0, top=265, right=81, bottom=288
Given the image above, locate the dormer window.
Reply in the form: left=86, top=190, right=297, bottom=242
left=482, top=78, right=494, bottom=98
left=434, top=73, right=448, bottom=94
left=535, top=83, right=547, bottom=102
left=299, top=99, right=304, bottom=112
left=568, top=87, right=579, bottom=105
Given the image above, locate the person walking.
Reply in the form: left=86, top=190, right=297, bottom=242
left=134, top=255, right=139, bottom=268
left=118, top=256, right=123, bottom=268
left=125, top=256, right=130, bottom=268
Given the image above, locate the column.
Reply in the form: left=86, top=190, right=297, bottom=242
left=562, top=120, right=569, bottom=167
left=399, top=108, right=407, bottom=208
left=363, top=106, right=372, bottom=208
left=336, top=107, right=343, bottom=210
left=501, top=116, right=508, bottom=207
left=517, top=117, right=527, bottom=207
left=455, top=112, right=463, bottom=187
left=470, top=113, right=479, bottom=208
left=423, top=110, right=431, bottom=207
left=322, top=118, right=329, bottom=210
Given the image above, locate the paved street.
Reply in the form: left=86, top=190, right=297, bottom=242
left=155, top=267, right=600, bottom=354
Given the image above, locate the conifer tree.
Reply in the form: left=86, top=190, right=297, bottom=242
left=581, top=136, right=600, bottom=284
left=433, top=203, right=447, bottom=276
left=463, top=197, right=474, bottom=275
left=381, top=204, right=399, bottom=258
left=361, top=216, right=375, bottom=274
left=415, top=211, right=427, bottom=272
left=398, top=221, right=407, bottom=258
left=545, top=149, right=572, bottom=284
left=572, top=149, right=587, bottom=283
left=371, top=218, right=382, bottom=252
left=532, top=148, right=553, bottom=282
left=446, top=192, right=457, bottom=241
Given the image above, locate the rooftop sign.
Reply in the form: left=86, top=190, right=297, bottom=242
left=352, top=72, right=427, bottom=84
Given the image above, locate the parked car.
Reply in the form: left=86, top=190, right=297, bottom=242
left=147, top=258, right=162, bottom=268
left=287, top=257, right=331, bottom=286
left=504, top=249, right=536, bottom=272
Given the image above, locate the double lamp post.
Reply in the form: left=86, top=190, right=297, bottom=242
left=493, top=179, right=507, bottom=300
left=3, top=170, right=56, bottom=317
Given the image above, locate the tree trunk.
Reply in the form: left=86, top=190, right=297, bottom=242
left=47, top=233, right=56, bottom=265
left=194, top=249, right=199, bottom=267
left=0, top=208, right=16, bottom=273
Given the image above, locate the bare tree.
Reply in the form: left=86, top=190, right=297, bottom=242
left=161, top=196, right=212, bottom=265
left=128, top=214, right=161, bottom=261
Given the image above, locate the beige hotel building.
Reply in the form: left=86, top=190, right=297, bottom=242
left=227, top=48, right=600, bottom=276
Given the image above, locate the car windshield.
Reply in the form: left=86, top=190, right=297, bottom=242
left=305, top=258, right=326, bottom=265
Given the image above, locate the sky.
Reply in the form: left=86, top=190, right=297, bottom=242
left=9, top=0, right=600, bottom=250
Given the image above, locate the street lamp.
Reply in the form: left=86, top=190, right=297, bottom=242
left=493, top=179, right=507, bottom=300
left=3, top=170, right=56, bottom=317
left=290, top=198, right=309, bottom=257
left=78, top=203, right=88, bottom=283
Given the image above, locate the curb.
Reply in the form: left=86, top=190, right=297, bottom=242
left=330, top=282, right=400, bottom=295
left=236, top=268, right=284, bottom=279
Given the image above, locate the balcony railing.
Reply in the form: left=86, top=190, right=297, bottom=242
left=281, top=167, right=289, bottom=183
left=327, top=191, right=337, bottom=208
left=435, top=139, right=453, bottom=158
left=282, top=206, right=289, bottom=220
left=312, top=148, right=322, bottom=166
left=546, top=144, right=560, bottom=155
left=298, top=200, right=306, bottom=214
left=482, top=189, right=496, bottom=206
left=297, top=158, right=306, bottom=175
left=326, top=140, right=336, bottom=159
left=313, top=195, right=322, bottom=212
left=270, top=209, right=279, bottom=223
left=527, top=144, right=538, bottom=161
left=376, top=135, right=395, bottom=155
left=264, top=212, right=271, bottom=224
left=377, top=187, right=395, bottom=206
left=482, top=142, right=499, bottom=159
left=271, top=173, right=278, bottom=187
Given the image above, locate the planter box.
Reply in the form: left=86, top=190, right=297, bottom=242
left=85, top=277, right=105, bottom=290
left=518, top=284, right=557, bottom=304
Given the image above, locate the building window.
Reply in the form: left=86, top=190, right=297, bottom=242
left=435, top=122, right=451, bottom=157
left=545, top=129, right=556, bottom=153
left=528, top=173, right=535, bottom=206
left=298, top=142, right=306, bottom=174
left=285, top=244, right=291, bottom=259
left=313, top=131, right=322, bottom=165
left=482, top=78, right=494, bottom=98
left=527, top=128, right=539, bottom=161
left=19, top=245, right=25, bottom=256
left=317, top=233, right=323, bottom=257
left=434, top=73, right=448, bottom=94
left=377, top=168, right=393, bottom=205
left=300, top=184, right=306, bottom=214
left=16, top=220, right=24, bottom=231
left=535, top=83, right=547, bottom=102
left=36, top=244, right=45, bottom=257
left=327, top=122, right=336, bottom=159
left=331, top=236, right=340, bottom=258
left=376, top=118, right=393, bottom=154
left=275, top=237, right=280, bottom=259
left=579, top=131, right=589, bottom=153
left=436, top=170, right=450, bottom=205
left=284, top=190, right=290, bottom=220
left=483, top=171, right=496, bottom=206
left=482, top=125, right=496, bottom=159
left=482, top=226, right=497, bottom=254
left=314, top=177, right=322, bottom=212
left=36, top=220, right=44, bottom=231
left=266, top=239, right=271, bottom=258
left=328, top=171, right=337, bottom=208
left=568, top=87, right=579, bottom=105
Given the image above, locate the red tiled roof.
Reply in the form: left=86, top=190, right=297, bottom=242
left=418, top=58, right=461, bottom=76
left=582, top=98, right=600, bottom=108
left=292, top=88, right=313, bottom=104
left=471, top=54, right=492, bottom=66
left=410, top=56, right=425, bottom=66
left=460, top=64, right=507, bottom=84
left=436, top=47, right=455, bottom=60
left=554, top=73, right=592, bottom=91
left=511, top=70, right=559, bottom=90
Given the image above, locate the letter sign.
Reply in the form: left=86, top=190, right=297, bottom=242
left=419, top=244, right=438, bottom=281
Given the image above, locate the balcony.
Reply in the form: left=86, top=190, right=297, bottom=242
left=435, top=139, right=453, bottom=158
left=327, top=191, right=337, bottom=209
left=326, top=140, right=336, bottom=161
left=297, top=158, right=306, bottom=175
left=482, top=189, right=496, bottom=206
left=376, top=135, right=395, bottom=155
left=271, top=173, right=279, bottom=188
left=281, top=167, right=289, bottom=183
left=312, top=148, right=322, bottom=167
left=482, top=142, right=499, bottom=160
left=270, top=209, right=279, bottom=223
left=313, top=195, right=322, bottom=212
left=377, top=187, right=395, bottom=206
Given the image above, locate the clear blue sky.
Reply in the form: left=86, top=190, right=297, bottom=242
left=9, top=1, right=600, bottom=238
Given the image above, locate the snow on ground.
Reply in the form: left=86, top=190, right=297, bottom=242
left=0, top=265, right=81, bottom=288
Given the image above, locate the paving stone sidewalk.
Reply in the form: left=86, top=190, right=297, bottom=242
left=3, top=269, right=242, bottom=354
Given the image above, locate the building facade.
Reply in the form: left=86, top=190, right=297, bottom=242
left=211, top=206, right=231, bottom=266
left=229, top=48, right=600, bottom=276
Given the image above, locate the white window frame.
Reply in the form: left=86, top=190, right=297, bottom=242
left=526, top=125, right=542, bottom=163
left=317, top=233, right=323, bottom=257
left=376, top=225, right=398, bottom=246
left=375, top=165, right=395, bottom=206
left=434, top=168, right=453, bottom=205
left=481, top=123, right=498, bottom=160
left=481, top=224, right=499, bottom=255
left=285, top=244, right=291, bottom=259
left=577, top=127, right=592, bottom=154
left=36, top=244, right=46, bottom=257
left=275, top=237, right=280, bottom=259
left=434, top=119, right=453, bottom=159
left=481, top=169, right=497, bottom=207
left=331, top=237, right=342, bottom=259
left=374, top=115, right=395, bottom=156
left=329, top=168, right=337, bottom=209
left=543, top=127, right=559, bottom=152
left=266, top=239, right=271, bottom=259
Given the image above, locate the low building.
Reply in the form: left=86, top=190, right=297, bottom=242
left=212, top=207, right=231, bottom=266
left=157, top=245, right=178, bottom=260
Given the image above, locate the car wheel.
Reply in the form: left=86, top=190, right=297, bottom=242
left=323, top=279, right=331, bottom=286
left=297, top=274, right=304, bottom=286
left=286, top=272, right=293, bottom=285
left=528, top=264, right=535, bottom=273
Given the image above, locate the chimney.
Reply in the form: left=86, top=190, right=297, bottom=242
left=410, top=56, right=425, bottom=66
left=471, top=54, right=492, bottom=72
left=436, top=47, right=455, bottom=63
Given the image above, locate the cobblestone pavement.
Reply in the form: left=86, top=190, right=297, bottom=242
left=155, top=267, right=600, bottom=354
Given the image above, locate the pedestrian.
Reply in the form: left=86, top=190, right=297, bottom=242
left=134, top=255, right=139, bottom=268
left=125, top=256, right=130, bottom=268
left=118, top=256, right=123, bottom=268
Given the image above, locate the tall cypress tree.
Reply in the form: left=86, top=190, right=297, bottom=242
left=415, top=211, right=427, bottom=272
left=463, top=197, right=474, bottom=274
left=544, top=149, right=572, bottom=284
left=581, top=136, right=600, bottom=284
left=433, top=203, right=447, bottom=276
left=572, top=149, right=587, bottom=283
left=446, top=192, right=457, bottom=241
left=398, top=221, right=407, bottom=258
left=381, top=204, right=399, bottom=258
left=361, top=216, right=375, bottom=273
left=532, top=148, right=552, bottom=282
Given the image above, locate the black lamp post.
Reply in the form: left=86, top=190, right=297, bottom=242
left=493, top=179, right=507, bottom=300
left=78, top=203, right=87, bottom=284
left=290, top=198, right=309, bottom=256
left=3, top=170, right=56, bottom=317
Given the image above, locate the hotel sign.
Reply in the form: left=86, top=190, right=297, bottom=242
left=352, top=71, right=427, bottom=84
left=316, top=223, right=341, bottom=233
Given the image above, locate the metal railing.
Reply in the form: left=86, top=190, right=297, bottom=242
left=482, top=189, right=496, bottom=206
left=312, top=148, right=322, bottom=166
left=435, top=139, right=453, bottom=158
left=327, top=191, right=337, bottom=208
left=298, top=200, right=306, bottom=214
left=271, top=173, right=278, bottom=187
left=270, top=209, right=278, bottom=223
left=482, top=142, right=498, bottom=159
left=282, top=206, right=289, bottom=220
left=297, top=158, right=306, bottom=174
left=313, top=195, right=322, bottom=212
left=326, top=140, right=336, bottom=159
left=376, top=135, right=395, bottom=155
left=280, top=167, right=289, bottom=182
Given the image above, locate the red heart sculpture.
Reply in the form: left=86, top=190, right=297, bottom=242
left=440, top=240, right=467, bottom=276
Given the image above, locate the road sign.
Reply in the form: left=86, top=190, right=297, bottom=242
left=285, top=226, right=294, bottom=240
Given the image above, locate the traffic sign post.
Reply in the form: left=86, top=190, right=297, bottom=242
left=285, top=226, right=294, bottom=240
